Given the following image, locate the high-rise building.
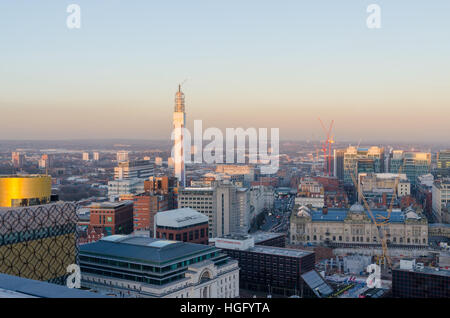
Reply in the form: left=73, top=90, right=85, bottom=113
left=432, top=179, right=450, bottom=223
left=114, top=160, right=154, bottom=180
left=178, top=181, right=251, bottom=237
left=93, top=152, right=100, bottom=161
left=388, top=151, right=431, bottom=185
left=154, top=157, right=163, bottom=166
left=336, top=146, right=385, bottom=185
left=173, top=85, right=186, bottom=187
left=437, top=150, right=450, bottom=178
left=0, top=175, right=78, bottom=285
left=133, top=192, right=168, bottom=235
left=38, top=154, right=51, bottom=170
left=82, top=152, right=90, bottom=161
left=144, top=176, right=177, bottom=209
left=116, top=151, right=129, bottom=163
left=11, top=152, right=25, bottom=169
left=108, top=178, right=145, bottom=200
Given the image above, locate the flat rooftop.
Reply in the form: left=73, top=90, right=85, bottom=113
left=0, top=273, right=108, bottom=298
left=394, top=266, right=450, bottom=278
left=251, top=231, right=285, bottom=243
left=80, top=235, right=217, bottom=264
left=156, top=208, right=208, bottom=228
left=249, top=245, right=312, bottom=258
left=88, top=200, right=133, bottom=209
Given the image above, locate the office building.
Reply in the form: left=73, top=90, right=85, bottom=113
left=114, top=160, right=154, bottom=180
left=155, top=157, right=163, bottom=166
left=79, top=235, right=239, bottom=298
left=178, top=181, right=251, bottom=238
left=392, top=259, right=450, bottom=298
left=108, top=178, right=145, bottom=200
left=388, top=151, right=431, bottom=185
left=133, top=192, right=168, bottom=235
left=432, top=179, right=450, bottom=223
left=437, top=150, right=450, bottom=178
left=342, top=146, right=385, bottom=185
left=38, top=154, right=51, bottom=170
left=294, top=177, right=325, bottom=208
left=155, top=208, right=209, bottom=244
left=82, top=152, right=90, bottom=161
left=215, top=165, right=256, bottom=183
left=213, top=234, right=315, bottom=297
left=173, top=85, right=186, bottom=187
left=144, top=176, right=177, bottom=209
left=93, top=152, right=100, bottom=161
left=290, top=204, right=428, bottom=246
left=357, top=173, right=410, bottom=207
left=117, top=151, right=129, bottom=163
left=88, top=201, right=134, bottom=236
left=11, top=152, right=25, bottom=169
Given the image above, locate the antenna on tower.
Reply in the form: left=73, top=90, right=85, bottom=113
left=179, top=78, right=189, bottom=91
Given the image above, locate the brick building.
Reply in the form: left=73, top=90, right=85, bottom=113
left=155, top=208, right=209, bottom=245
left=89, top=201, right=134, bottom=236
left=133, top=192, right=168, bottom=235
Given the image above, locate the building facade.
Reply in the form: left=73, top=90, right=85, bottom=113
left=0, top=202, right=78, bottom=285
left=432, top=179, right=450, bottom=223
left=155, top=208, right=209, bottom=244
left=133, top=192, right=168, bottom=235
left=114, top=160, right=154, bottom=180
left=89, top=201, right=134, bottom=236
left=213, top=235, right=315, bottom=297
left=290, top=204, right=429, bottom=247
left=79, top=235, right=239, bottom=298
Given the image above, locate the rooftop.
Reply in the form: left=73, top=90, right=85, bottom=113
left=0, top=273, right=108, bottom=298
left=293, top=205, right=415, bottom=224
left=249, top=245, right=312, bottom=258
left=80, top=235, right=217, bottom=264
left=88, top=200, right=133, bottom=209
left=251, top=231, right=285, bottom=243
left=394, top=266, right=450, bottom=278
left=155, top=208, right=208, bottom=228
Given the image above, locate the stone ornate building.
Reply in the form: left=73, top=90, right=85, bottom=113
left=290, top=204, right=428, bottom=246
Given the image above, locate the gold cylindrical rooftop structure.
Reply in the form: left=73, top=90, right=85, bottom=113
left=0, top=175, right=52, bottom=207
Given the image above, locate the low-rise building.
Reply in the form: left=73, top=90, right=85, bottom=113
left=155, top=208, right=209, bottom=244
left=290, top=204, right=428, bottom=247
left=79, top=235, right=239, bottom=298
left=89, top=201, right=134, bottom=236
left=212, top=234, right=315, bottom=297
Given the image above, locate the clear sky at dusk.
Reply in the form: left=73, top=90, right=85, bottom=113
left=1, top=0, right=449, bottom=142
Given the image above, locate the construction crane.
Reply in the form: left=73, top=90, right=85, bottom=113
left=349, top=166, right=405, bottom=270
left=318, top=118, right=334, bottom=176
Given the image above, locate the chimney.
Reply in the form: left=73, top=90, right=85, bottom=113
left=322, top=206, right=328, bottom=215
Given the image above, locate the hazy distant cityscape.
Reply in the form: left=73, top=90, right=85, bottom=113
left=1, top=0, right=449, bottom=304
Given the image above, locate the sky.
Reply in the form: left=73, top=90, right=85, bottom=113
left=1, top=0, right=449, bottom=143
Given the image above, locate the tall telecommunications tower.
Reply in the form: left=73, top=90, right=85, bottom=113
left=173, top=84, right=186, bottom=187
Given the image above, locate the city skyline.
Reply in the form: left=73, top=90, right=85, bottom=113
left=1, top=1, right=450, bottom=142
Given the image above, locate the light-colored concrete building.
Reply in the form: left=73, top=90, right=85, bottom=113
left=290, top=204, right=428, bottom=246
left=432, top=179, right=450, bottom=223
left=178, top=181, right=252, bottom=237
left=80, top=235, right=239, bottom=298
